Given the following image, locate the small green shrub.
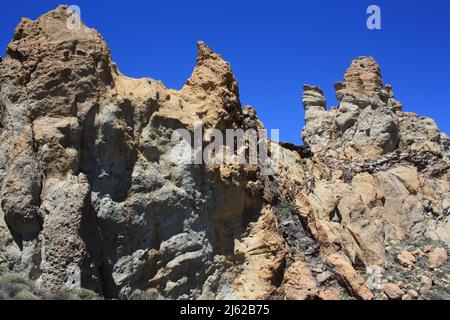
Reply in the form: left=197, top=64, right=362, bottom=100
left=44, top=290, right=74, bottom=300
left=0, top=273, right=102, bottom=300
left=277, top=202, right=292, bottom=219
left=14, top=290, right=38, bottom=300
left=72, top=288, right=98, bottom=300
left=0, top=273, right=29, bottom=285
left=0, top=274, right=35, bottom=299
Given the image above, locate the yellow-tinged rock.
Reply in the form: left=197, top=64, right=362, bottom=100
left=326, top=253, right=374, bottom=300
left=428, top=247, right=448, bottom=268
left=397, top=250, right=416, bottom=268
left=283, top=260, right=318, bottom=300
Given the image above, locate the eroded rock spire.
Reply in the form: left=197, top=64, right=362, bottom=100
left=301, top=56, right=423, bottom=158
left=179, top=41, right=242, bottom=129
left=183, top=41, right=239, bottom=97
left=340, top=56, right=383, bottom=100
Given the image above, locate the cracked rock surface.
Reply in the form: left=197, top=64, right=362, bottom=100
left=0, top=6, right=449, bottom=300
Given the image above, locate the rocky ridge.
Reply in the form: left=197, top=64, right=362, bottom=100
left=0, top=6, right=449, bottom=300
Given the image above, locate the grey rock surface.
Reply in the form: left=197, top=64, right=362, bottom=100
left=0, top=6, right=449, bottom=301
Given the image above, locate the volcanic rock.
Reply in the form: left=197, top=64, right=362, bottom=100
left=0, top=6, right=449, bottom=300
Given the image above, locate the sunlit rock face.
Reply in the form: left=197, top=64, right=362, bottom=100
left=0, top=6, right=449, bottom=300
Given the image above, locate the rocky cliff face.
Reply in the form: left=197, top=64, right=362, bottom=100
left=0, top=6, right=449, bottom=300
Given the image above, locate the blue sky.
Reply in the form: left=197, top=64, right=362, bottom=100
left=2, top=0, right=449, bottom=143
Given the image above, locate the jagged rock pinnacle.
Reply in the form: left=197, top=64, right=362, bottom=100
left=302, top=56, right=447, bottom=159
left=302, top=84, right=327, bottom=110
left=182, top=41, right=239, bottom=98
left=333, top=56, right=385, bottom=105
left=196, top=41, right=216, bottom=62
left=344, top=56, right=383, bottom=98
left=179, top=41, right=242, bottom=129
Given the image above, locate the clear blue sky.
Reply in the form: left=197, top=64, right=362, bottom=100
left=2, top=0, right=449, bottom=143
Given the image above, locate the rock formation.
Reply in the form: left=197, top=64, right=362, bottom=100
left=0, top=6, right=449, bottom=300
